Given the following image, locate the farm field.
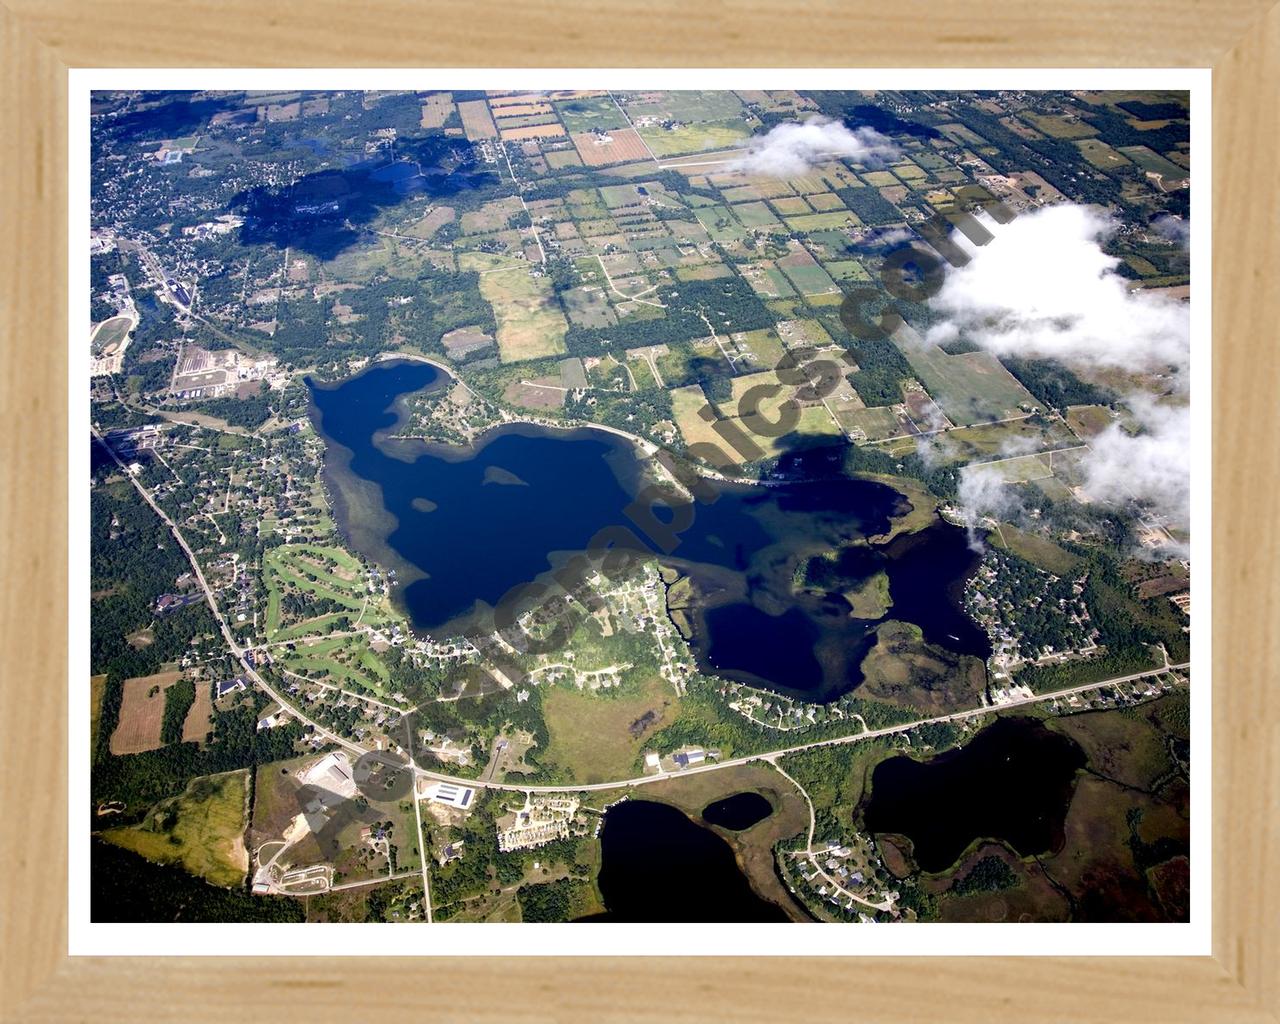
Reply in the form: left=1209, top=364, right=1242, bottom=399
left=456, top=99, right=497, bottom=140
left=1019, top=112, right=1098, bottom=139
left=100, top=770, right=250, bottom=887
left=109, top=671, right=184, bottom=755
left=555, top=96, right=627, bottom=134
left=1066, top=404, right=1117, bottom=438
left=571, top=129, right=652, bottom=167
left=638, top=120, right=753, bottom=158
left=981, top=452, right=1056, bottom=484
left=500, top=123, right=566, bottom=142
left=181, top=680, right=214, bottom=744
left=1075, top=138, right=1132, bottom=170
left=464, top=255, right=569, bottom=362
left=892, top=325, right=1038, bottom=426
left=1117, top=145, right=1188, bottom=182
left=419, top=93, right=454, bottom=129
left=619, top=90, right=745, bottom=123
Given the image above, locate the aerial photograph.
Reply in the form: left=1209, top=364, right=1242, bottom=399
left=87, top=86, right=1193, bottom=926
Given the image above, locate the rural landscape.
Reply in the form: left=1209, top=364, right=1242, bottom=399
left=88, top=86, right=1192, bottom=925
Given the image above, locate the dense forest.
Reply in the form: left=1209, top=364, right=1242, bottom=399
left=91, top=840, right=304, bottom=922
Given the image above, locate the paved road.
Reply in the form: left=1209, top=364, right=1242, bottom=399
left=409, top=661, right=1188, bottom=796
left=93, top=426, right=369, bottom=763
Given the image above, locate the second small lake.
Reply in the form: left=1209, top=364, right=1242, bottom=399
left=860, top=716, right=1087, bottom=873
left=582, top=799, right=790, bottom=922
left=701, top=791, right=774, bottom=831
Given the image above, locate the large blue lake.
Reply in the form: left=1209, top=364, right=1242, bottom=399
left=308, top=359, right=988, bottom=700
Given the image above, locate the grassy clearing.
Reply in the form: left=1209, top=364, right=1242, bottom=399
left=466, top=254, right=568, bottom=363
left=1019, top=112, right=1097, bottom=139
left=892, top=325, right=1037, bottom=426
left=101, top=770, right=250, bottom=888
left=990, top=523, right=1080, bottom=574
left=778, top=261, right=839, bottom=296
left=731, top=201, right=780, bottom=228
left=1117, top=146, right=1188, bottom=181
left=1066, top=404, right=1116, bottom=438
left=541, top=674, right=674, bottom=784
left=986, top=453, right=1054, bottom=483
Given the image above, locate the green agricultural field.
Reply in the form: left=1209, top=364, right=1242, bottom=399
left=891, top=325, right=1038, bottom=426
left=838, top=405, right=903, bottom=442
left=545, top=149, right=583, bottom=169
left=784, top=211, right=861, bottom=233
left=561, top=286, right=617, bottom=328
left=693, top=205, right=747, bottom=242
left=983, top=453, right=1054, bottom=483
left=638, top=120, right=752, bottom=158
left=990, top=524, right=1079, bottom=575
left=770, top=195, right=811, bottom=216
left=823, top=259, right=872, bottom=282
left=1066, top=404, right=1117, bottom=438
left=778, top=261, right=839, bottom=296
left=742, top=263, right=795, bottom=298
left=619, top=90, right=745, bottom=123
left=805, top=192, right=846, bottom=211
left=90, top=673, right=108, bottom=758
left=555, top=96, right=627, bottom=134
left=1117, top=145, right=1188, bottom=181
left=929, top=418, right=1075, bottom=462
left=730, top=327, right=786, bottom=367
left=464, top=253, right=569, bottom=363
left=860, top=170, right=899, bottom=187
left=731, top=201, right=781, bottom=228
left=1075, top=138, right=1132, bottom=170
left=101, top=770, right=249, bottom=888
left=1020, top=112, right=1098, bottom=139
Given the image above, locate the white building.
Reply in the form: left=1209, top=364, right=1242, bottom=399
left=423, top=781, right=475, bottom=809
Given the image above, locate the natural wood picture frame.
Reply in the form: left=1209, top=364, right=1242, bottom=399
left=2, top=2, right=1276, bottom=1019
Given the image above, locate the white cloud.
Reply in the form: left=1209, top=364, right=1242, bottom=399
left=1078, top=394, right=1191, bottom=539
left=956, top=462, right=1023, bottom=551
left=1151, top=214, right=1191, bottom=250
left=924, top=204, right=1190, bottom=382
left=729, top=116, right=898, bottom=178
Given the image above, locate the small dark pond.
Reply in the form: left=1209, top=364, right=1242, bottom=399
left=701, top=791, right=773, bottom=831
